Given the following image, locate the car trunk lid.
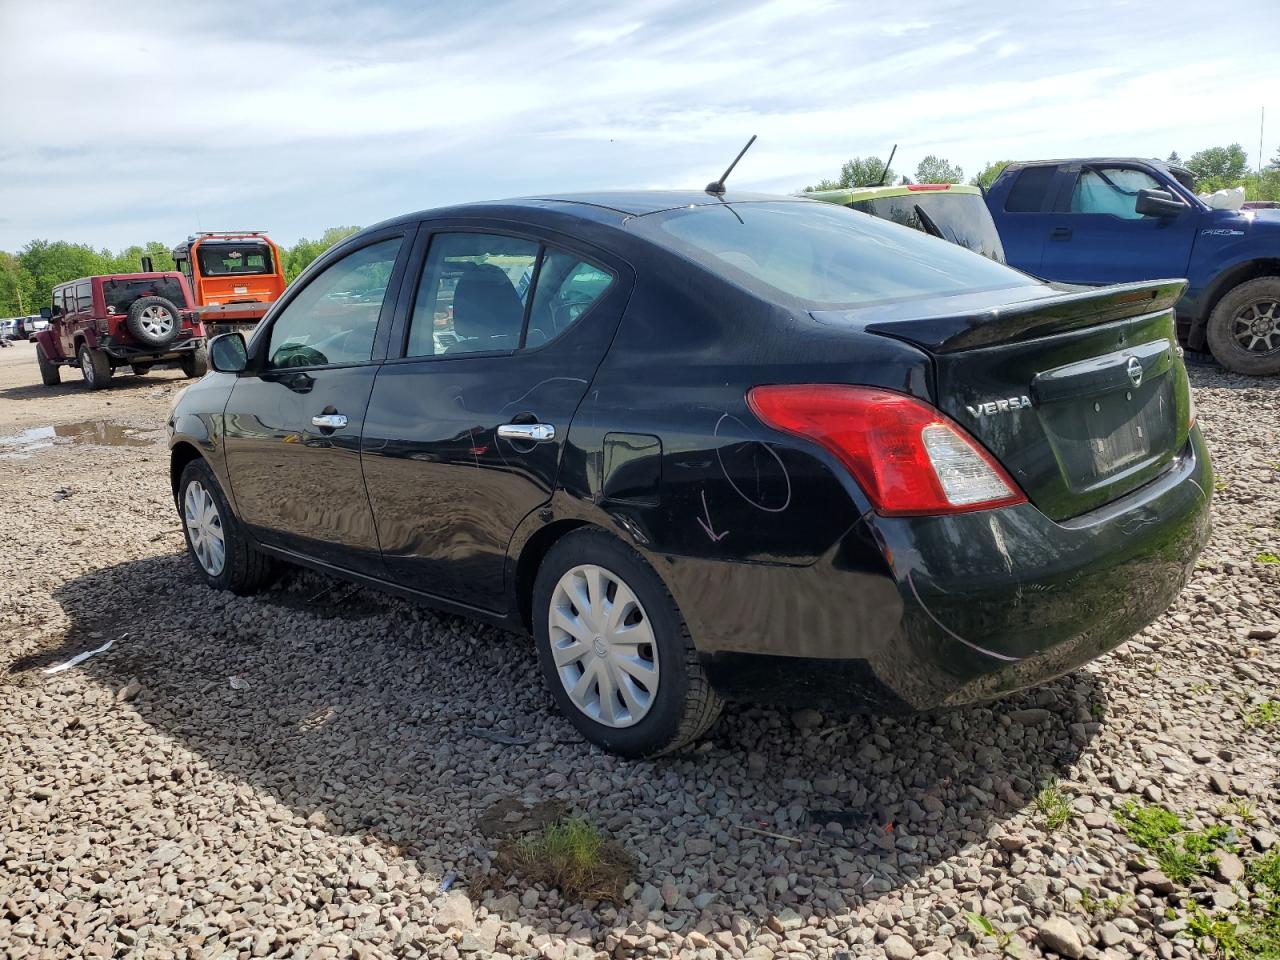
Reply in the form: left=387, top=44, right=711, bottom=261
left=815, top=280, right=1194, bottom=521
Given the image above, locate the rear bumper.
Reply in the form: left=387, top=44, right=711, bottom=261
left=686, top=428, right=1212, bottom=710
left=100, top=336, right=204, bottom=362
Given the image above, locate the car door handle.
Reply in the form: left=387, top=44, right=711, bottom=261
left=311, top=413, right=348, bottom=430
left=1049, top=226, right=1072, bottom=239
left=497, top=423, right=555, bottom=442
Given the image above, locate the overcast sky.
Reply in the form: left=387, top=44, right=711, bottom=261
left=1, top=0, right=1276, bottom=251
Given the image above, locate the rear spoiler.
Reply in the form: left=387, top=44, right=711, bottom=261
left=858, top=279, right=1186, bottom=354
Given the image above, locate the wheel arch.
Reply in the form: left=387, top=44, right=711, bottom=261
left=170, top=441, right=204, bottom=506
left=513, top=518, right=598, bottom=632
left=1194, top=258, right=1280, bottom=347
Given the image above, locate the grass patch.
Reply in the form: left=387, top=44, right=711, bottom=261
left=1080, top=889, right=1132, bottom=919
left=1033, top=784, right=1074, bottom=831
left=1116, top=803, right=1236, bottom=885
left=1245, top=701, right=1280, bottom=730
left=1256, top=553, right=1280, bottom=565
left=495, top=815, right=632, bottom=903
left=1182, top=852, right=1280, bottom=959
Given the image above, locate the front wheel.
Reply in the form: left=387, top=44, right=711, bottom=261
left=179, top=345, right=208, bottom=379
left=77, top=344, right=112, bottom=390
left=1206, top=276, right=1280, bottom=376
left=532, top=529, right=722, bottom=757
left=178, top=458, right=275, bottom=594
left=36, top=343, right=61, bottom=386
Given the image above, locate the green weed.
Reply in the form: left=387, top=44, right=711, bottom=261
left=1033, top=784, right=1074, bottom=831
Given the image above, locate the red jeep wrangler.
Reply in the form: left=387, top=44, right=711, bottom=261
left=35, top=273, right=208, bottom=390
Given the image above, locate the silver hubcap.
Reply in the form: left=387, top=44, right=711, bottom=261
left=79, top=350, right=93, bottom=382
left=1232, top=298, right=1280, bottom=354
left=549, top=564, right=659, bottom=728
left=139, top=305, right=174, bottom=338
left=184, top=481, right=226, bottom=575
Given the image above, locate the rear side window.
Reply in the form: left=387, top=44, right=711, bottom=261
left=75, top=282, right=92, bottom=313
left=404, top=235, right=614, bottom=357
left=640, top=201, right=1035, bottom=308
left=1004, top=166, right=1057, bottom=212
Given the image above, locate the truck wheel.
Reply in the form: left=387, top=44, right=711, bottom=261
left=126, top=296, right=180, bottom=348
left=77, top=344, right=113, bottom=390
left=36, top=343, right=61, bottom=386
left=180, top=345, right=208, bottom=379
left=1206, top=276, right=1280, bottom=376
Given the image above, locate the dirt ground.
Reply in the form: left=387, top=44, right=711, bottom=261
left=1, top=337, right=1278, bottom=960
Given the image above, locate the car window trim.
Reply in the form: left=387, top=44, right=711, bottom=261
left=385, top=220, right=624, bottom=364
left=249, top=226, right=417, bottom=375
left=1059, top=163, right=1184, bottom=221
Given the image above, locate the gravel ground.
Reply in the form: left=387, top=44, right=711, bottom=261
left=1, top=338, right=1277, bottom=960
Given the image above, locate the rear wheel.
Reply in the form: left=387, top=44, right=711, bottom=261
left=1206, top=276, right=1280, bottom=376
left=179, top=345, right=208, bottom=379
left=532, top=529, right=722, bottom=757
left=36, top=343, right=61, bottom=386
left=178, top=458, right=275, bottom=594
left=77, top=344, right=112, bottom=390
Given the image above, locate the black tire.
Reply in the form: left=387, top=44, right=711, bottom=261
left=36, top=343, right=61, bottom=386
left=1206, top=276, right=1280, bottom=376
left=131, top=363, right=153, bottom=376
left=126, top=296, right=180, bottom=348
left=77, top=344, right=112, bottom=390
left=177, top=458, right=275, bottom=594
left=179, top=344, right=208, bottom=379
left=532, top=528, right=722, bottom=757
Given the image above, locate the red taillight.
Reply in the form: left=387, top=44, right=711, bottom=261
left=905, top=183, right=951, bottom=191
left=747, top=385, right=1027, bottom=516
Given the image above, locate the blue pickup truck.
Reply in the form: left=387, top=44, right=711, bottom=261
left=986, top=157, right=1280, bottom=375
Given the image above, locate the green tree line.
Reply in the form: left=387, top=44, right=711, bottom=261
left=0, top=227, right=362, bottom=318
left=806, top=144, right=1280, bottom=198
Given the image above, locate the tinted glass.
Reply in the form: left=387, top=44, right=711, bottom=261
left=406, top=233, right=538, bottom=358
left=103, top=278, right=187, bottom=312
left=525, top=251, right=613, bottom=348
left=75, top=281, right=92, bottom=312
left=268, top=237, right=401, bottom=368
left=197, top=242, right=274, bottom=276
left=849, top=193, right=1005, bottom=263
left=640, top=201, right=1035, bottom=308
left=1070, top=167, right=1164, bottom=220
left=1004, top=166, right=1057, bottom=212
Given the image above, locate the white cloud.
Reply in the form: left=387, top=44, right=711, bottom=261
left=0, top=0, right=1275, bottom=249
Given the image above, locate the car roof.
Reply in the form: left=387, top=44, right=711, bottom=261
left=802, top=183, right=983, bottom=204
left=54, top=272, right=185, bottom=288
left=1006, top=157, right=1195, bottom=179
left=375, top=190, right=814, bottom=230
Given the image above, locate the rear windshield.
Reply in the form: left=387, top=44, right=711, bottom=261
left=196, top=242, right=274, bottom=276
left=103, top=278, right=188, bottom=312
left=848, top=193, right=1006, bottom=263
left=639, top=201, right=1035, bottom=308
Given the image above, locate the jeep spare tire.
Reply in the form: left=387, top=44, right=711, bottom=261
left=126, top=296, right=180, bottom=348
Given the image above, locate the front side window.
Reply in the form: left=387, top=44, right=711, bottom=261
left=197, top=242, right=274, bottom=276
left=267, top=237, right=402, bottom=368
left=639, top=201, right=1035, bottom=308
left=103, top=277, right=188, bottom=313
left=406, top=234, right=539, bottom=358
left=1070, top=167, right=1164, bottom=219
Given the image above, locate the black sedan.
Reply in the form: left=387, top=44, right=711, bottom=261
left=168, top=191, right=1212, bottom=757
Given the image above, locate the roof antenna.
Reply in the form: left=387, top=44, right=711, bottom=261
left=877, top=144, right=898, bottom=186
left=706, top=135, right=757, bottom=196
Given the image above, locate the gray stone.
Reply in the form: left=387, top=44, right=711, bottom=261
left=1037, top=917, right=1085, bottom=959
left=882, top=933, right=916, bottom=960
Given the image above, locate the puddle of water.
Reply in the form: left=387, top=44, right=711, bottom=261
left=0, top=421, right=154, bottom=459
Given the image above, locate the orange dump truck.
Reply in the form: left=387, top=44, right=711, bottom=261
left=171, top=232, right=286, bottom=336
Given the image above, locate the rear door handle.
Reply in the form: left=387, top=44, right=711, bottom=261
left=311, top=413, right=348, bottom=430
left=1049, top=226, right=1072, bottom=240
left=497, top=423, right=555, bottom=442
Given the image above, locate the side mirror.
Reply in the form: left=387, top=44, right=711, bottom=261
left=1135, top=188, right=1184, bottom=218
left=39, top=306, right=52, bottom=320
left=209, top=332, right=248, bottom=373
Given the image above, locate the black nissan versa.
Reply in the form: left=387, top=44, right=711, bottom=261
left=168, top=191, right=1212, bottom=757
